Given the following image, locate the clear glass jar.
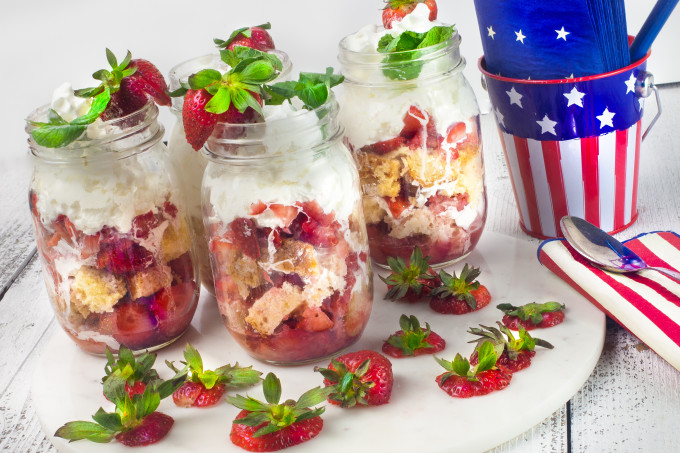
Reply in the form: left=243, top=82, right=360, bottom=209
left=202, top=98, right=373, bottom=365
left=27, top=102, right=200, bottom=355
left=167, top=52, right=292, bottom=296
left=338, top=32, right=486, bottom=268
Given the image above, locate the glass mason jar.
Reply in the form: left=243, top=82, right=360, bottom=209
left=202, top=98, right=373, bottom=365
left=27, top=102, right=200, bottom=355
left=167, top=52, right=292, bottom=296
left=338, top=31, right=486, bottom=268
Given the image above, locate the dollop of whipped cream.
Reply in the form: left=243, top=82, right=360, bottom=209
left=51, top=82, right=92, bottom=122
left=343, top=3, right=444, bottom=53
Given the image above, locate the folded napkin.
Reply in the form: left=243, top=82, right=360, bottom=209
left=538, top=231, right=680, bottom=371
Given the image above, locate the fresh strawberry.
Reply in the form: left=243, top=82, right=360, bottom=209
left=360, top=136, right=407, bottom=155
left=228, top=373, right=331, bottom=451
left=380, top=246, right=439, bottom=302
left=467, top=322, right=553, bottom=374
left=102, top=346, right=160, bottom=400
left=434, top=341, right=511, bottom=398
left=429, top=264, right=491, bottom=314
left=382, top=314, right=445, bottom=358
left=497, top=301, right=566, bottom=330
left=383, top=0, right=438, bottom=29
left=168, top=343, right=261, bottom=408
left=54, top=374, right=185, bottom=447
left=112, top=301, right=158, bottom=350
left=214, top=23, right=276, bottom=51
left=315, top=350, right=393, bottom=407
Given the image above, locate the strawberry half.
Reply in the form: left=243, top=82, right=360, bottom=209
left=228, top=373, right=331, bottom=451
left=315, top=350, right=393, bottom=407
left=214, top=23, right=276, bottom=51
left=168, top=343, right=261, bottom=408
left=429, top=264, right=491, bottom=314
left=434, top=341, right=511, bottom=398
left=380, top=246, right=439, bottom=302
left=467, top=322, right=553, bottom=374
left=382, top=314, right=445, bottom=358
left=382, top=0, right=438, bottom=29
left=102, top=346, right=161, bottom=400
left=497, top=301, right=567, bottom=330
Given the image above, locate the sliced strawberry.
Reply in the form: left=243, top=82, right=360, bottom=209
left=382, top=315, right=446, bottom=358
left=115, top=412, right=174, bottom=447
left=426, top=192, right=469, bottom=216
left=230, top=217, right=261, bottom=259
left=268, top=203, right=300, bottom=228
left=150, top=281, right=198, bottom=339
left=182, top=89, right=219, bottom=151
left=249, top=201, right=268, bottom=215
left=502, top=311, right=566, bottom=330
left=172, top=381, right=226, bottom=408
left=230, top=409, right=323, bottom=451
left=385, top=196, right=410, bottom=219
left=430, top=285, right=491, bottom=314
left=296, top=306, right=334, bottom=332
left=445, top=121, right=467, bottom=145
left=360, top=136, right=407, bottom=155
left=96, top=238, right=154, bottom=274
left=383, top=0, right=438, bottom=29
left=168, top=252, right=196, bottom=283
left=436, top=369, right=511, bottom=398
left=131, top=210, right=159, bottom=240
left=113, top=301, right=158, bottom=350
left=497, top=302, right=566, bottom=330
left=316, top=350, right=393, bottom=407
left=194, top=384, right=227, bottom=407
left=127, top=59, right=172, bottom=106
left=400, top=105, right=427, bottom=138
left=471, top=349, right=535, bottom=374
left=125, top=381, right=148, bottom=398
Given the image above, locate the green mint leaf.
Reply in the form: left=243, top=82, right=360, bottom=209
left=71, top=88, right=111, bottom=126
left=54, top=421, right=115, bottom=443
left=262, top=373, right=282, bottom=405
left=91, top=408, right=123, bottom=433
left=46, top=109, right=68, bottom=125
left=31, top=124, right=86, bottom=148
left=188, top=69, right=222, bottom=90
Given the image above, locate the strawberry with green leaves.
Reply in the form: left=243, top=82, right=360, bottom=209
left=315, top=350, right=393, bottom=407
left=30, top=49, right=170, bottom=148
left=102, top=346, right=160, bottom=399
left=434, top=341, right=511, bottom=398
left=54, top=373, right=185, bottom=447
left=167, top=343, right=261, bottom=408
left=228, top=372, right=332, bottom=451
left=382, top=0, right=438, bottom=29
left=429, top=264, right=491, bottom=314
left=380, top=246, right=439, bottom=302
left=497, top=301, right=566, bottom=331
left=468, top=322, right=553, bottom=374
left=214, top=23, right=276, bottom=51
left=382, top=314, right=445, bottom=358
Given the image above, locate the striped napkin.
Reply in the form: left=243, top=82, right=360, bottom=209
left=538, top=231, right=680, bottom=371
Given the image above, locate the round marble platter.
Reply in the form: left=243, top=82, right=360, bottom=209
left=32, top=231, right=605, bottom=453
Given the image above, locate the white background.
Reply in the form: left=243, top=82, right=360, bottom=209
left=1, top=0, right=678, bottom=166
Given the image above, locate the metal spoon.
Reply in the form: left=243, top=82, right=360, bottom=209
left=560, top=216, right=680, bottom=282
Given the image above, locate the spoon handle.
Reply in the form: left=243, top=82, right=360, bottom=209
left=648, top=266, right=680, bottom=283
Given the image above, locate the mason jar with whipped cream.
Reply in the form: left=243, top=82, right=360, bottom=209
left=167, top=52, right=292, bottom=296
left=202, top=96, right=373, bottom=365
left=27, top=101, right=200, bottom=355
left=338, top=7, right=486, bottom=267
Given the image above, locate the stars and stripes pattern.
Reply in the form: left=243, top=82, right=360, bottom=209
left=539, top=232, right=680, bottom=372
left=481, top=55, right=649, bottom=238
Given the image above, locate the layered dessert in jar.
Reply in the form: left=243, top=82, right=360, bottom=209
left=338, top=1, right=486, bottom=267
left=26, top=51, right=199, bottom=354
left=179, top=56, right=373, bottom=364
left=166, top=24, right=292, bottom=295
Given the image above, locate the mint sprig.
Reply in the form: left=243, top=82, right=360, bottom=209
left=377, top=25, right=455, bottom=80
left=264, top=67, right=344, bottom=111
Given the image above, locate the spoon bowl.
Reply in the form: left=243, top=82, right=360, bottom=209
left=559, top=216, right=680, bottom=282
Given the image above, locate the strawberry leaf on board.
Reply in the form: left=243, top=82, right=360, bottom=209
left=377, top=25, right=455, bottom=80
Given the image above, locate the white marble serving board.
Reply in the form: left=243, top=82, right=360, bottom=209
left=31, top=231, right=604, bottom=453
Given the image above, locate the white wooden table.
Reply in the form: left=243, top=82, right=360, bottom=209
left=1, top=84, right=679, bottom=452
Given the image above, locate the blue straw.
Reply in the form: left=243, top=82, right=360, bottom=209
left=630, top=0, right=679, bottom=62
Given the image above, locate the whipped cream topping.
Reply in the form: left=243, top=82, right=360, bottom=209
left=51, top=82, right=92, bottom=122
left=205, top=103, right=360, bottom=228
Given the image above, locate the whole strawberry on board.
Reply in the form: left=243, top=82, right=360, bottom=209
left=497, top=301, right=566, bottom=330
left=382, top=314, right=446, bottom=358
left=167, top=343, right=262, bottom=408
left=30, top=49, right=171, bottom=148
left=214, top=22, right=276, bottom=51
left=434, top=341, right=511, bottom=398
left=172, top=46, right=283, bottom=151
left=315, top=350, right=393, bottom=407
left=382, top=0, right=438, bottom=29
left=228, top=372, right=332, bottom=452
left=467, top=322, right=553, bottom=374
left=380, top=246, right=440, bottom=302
left=54, top=373, right=186, bottom=447
left=102, top=346, right=161, bottom=399
left=429, top=264, right=491, bottom=314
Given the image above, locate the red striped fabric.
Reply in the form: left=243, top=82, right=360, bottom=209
left=499, top=122, right=641, bottom=238
left=538, top=232, right=680, bottom=371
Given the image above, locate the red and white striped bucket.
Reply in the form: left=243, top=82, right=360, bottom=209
left=480, top=51, right=661, bottom=238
